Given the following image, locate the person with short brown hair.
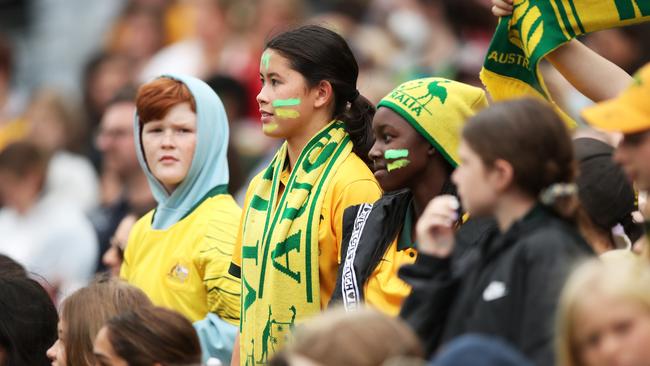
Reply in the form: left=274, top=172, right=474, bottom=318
left=269, top=307, right=423, bottom=366
left=0, top=141, right=98, bottom=299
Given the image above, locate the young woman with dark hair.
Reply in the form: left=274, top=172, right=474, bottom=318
left=230, top=25, right=382, bottom=364
left=400, top=99, right=594, bottom=365
left=329, top=77, right=493, bottom=316
left=93, top=306, right=202, bottom=366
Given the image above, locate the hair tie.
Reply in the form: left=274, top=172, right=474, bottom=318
left=539, top=183, right=577, bottom=206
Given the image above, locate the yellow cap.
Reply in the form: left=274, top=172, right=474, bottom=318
left=582, top=63, right=650, bottom=133
left=377, top=78, right=488, bottom=166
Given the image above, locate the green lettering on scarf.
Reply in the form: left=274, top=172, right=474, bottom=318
left=243, top=241, right=259, bottom=264
left=271, top=231, right=302, bottom=283
left=242, top=276, right=256, bottom=324
left=250, top=195, right=269, bottom=211
left=302, top=141, right=337, bottom=173
left=282, top=200, right=309, bottom=221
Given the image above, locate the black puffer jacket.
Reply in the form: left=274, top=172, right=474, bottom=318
left=399, top=205, right=594, bottom=366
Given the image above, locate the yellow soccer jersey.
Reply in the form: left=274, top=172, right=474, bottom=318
left=121, top=194, right=242, bottom=324
left=364, top=239, right=417, bottom=316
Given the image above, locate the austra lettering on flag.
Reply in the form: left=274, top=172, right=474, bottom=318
left=480, top=0, right=650, bottom=126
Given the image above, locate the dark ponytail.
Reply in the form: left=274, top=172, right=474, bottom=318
left=266, top=25, right=375, bottom=163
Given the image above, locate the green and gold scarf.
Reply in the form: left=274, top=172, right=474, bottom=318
left=481, top=0, right=650, bottom=124
left=239, top=121, right=352, bottom=365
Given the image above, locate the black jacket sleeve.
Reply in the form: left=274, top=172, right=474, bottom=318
left=398, top=253, right=459, bottom=356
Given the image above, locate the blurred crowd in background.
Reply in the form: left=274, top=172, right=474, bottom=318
left=0, top=0, right=649, bottom=301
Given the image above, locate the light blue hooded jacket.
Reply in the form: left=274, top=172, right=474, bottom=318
left=134, top=73, right=230, bottom=230
left=134, top=74, right=238, bottom=363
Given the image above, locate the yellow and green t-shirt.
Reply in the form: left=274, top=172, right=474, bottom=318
left=121, top=193, right=242, bottom=324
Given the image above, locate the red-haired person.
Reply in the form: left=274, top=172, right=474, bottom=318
left=120, top=74, right=240, bottom=364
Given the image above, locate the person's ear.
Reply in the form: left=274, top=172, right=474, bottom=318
left=427, top=145, right=437, bottom=156
left=489, top=158, right=514, bottom=192
left=313, top=80, right=334, bottom=109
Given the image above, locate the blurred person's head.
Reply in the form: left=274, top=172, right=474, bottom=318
left=0, top=276, right=58, bottom=366
left=0, top=142, right=49, bottom=214
left=26, top=89, right=86, bottom=154
left=205, top=74, right=248, bottom=123
left=258, top=25, right=375, bottom=164
left=582, top=63, right=650, bottom=190
left=83, top=53, right=134, bottom=126
left=573, top=138, right=642, bottom=253
left=369, top=77, right=487, bottom=193
left=557, top=255, right=650, bottom=366
left=108, top=4, right=165, bottom=65
left=0, top=254, right=26, bottom=278
left=131, top=0, right=170, bottom=9
left=93, top=306, right=201, bottom=366
left=102, top=213, right=137, bottom=277
left=255, top=0, right=304, bottom=36
left=46, top=278, right=152, bottom=366
left=194, top=0, right=232, bottom=48
left=269, top=307, right=423, bottom=366
left=439, top=0, right=497, bottom=36
left=96, top=86, right=141, bottom=180
left=430, top=334, right=533, bottom=366
left=455, top=99, right=575, bottom=222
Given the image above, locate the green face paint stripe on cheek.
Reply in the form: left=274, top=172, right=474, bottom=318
left=275, top=108, right=300, bottom=119
left=261, top=51, right=271, bottom=70
left=384, top=149, right=409, bottom=159
left=387, top=159, right=410, bottom=172
left=272, top=98, right=301, bottom=107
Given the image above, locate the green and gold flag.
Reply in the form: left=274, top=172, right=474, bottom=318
left=481, top=0, right=650, bottom=124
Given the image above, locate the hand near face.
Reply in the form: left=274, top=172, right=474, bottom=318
left=416, top=195, right=459, bottom=258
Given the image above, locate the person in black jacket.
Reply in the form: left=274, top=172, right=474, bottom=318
left=400, top=98, right=594, bottom=365
left=329, top=78, right=492, bottom=315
